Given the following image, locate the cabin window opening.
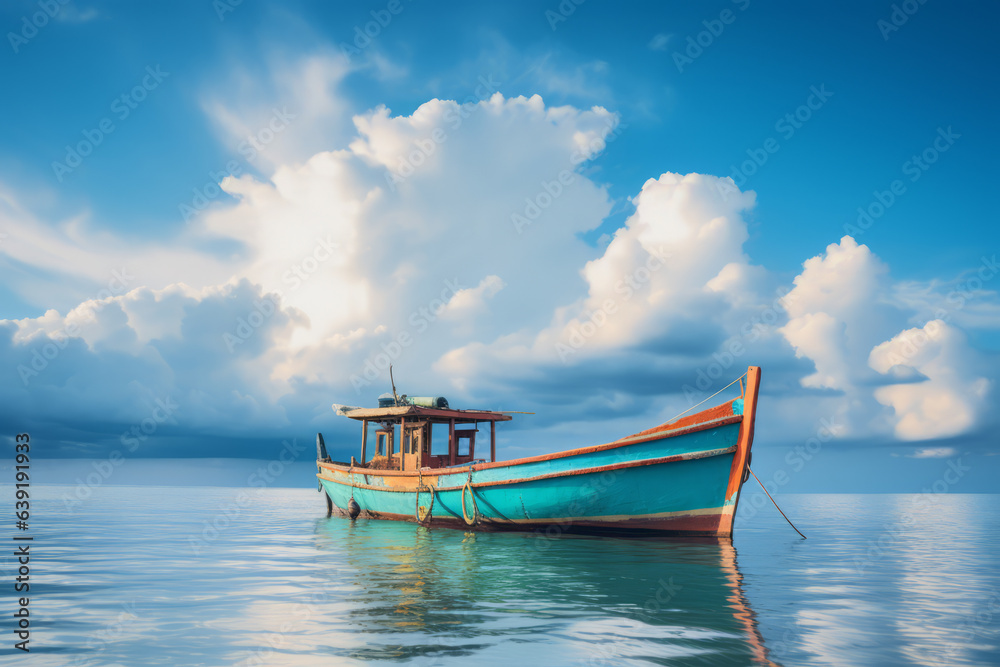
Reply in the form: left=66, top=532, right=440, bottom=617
left=455, top=429, right=476, bottom=458
left=404, top=423, right=426, bottom=455
left=457, top=432, right=471, bottom=456
left=375, top=428, right=393, bottom=457
left=430, top=423, right=450, bottom=455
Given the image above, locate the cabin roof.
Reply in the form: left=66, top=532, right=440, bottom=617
left=336, top=404, right=513, bottom=423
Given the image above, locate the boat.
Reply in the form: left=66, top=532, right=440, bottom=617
left=316, top=366, right=761, bottom=537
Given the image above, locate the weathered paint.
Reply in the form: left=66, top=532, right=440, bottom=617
left=319, top=366, right=762, bottom=537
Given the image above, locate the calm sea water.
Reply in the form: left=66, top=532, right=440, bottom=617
left=1, top=487, right=997, bottom=666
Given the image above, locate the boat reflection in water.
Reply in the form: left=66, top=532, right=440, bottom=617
left=312, top=517, right=779, bottom=665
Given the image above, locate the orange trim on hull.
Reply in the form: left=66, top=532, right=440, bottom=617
left=628, top=400, right=740, bottom=438
left=319, top=413, right=742, bottom=479
left=319, top=444, right=738, bottom=493
left=719, top=366, right=761, bottom=537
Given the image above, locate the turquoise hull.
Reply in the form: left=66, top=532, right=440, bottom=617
left=319, top=397, right=753, bottom=537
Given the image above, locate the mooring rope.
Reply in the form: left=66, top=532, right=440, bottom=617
left=415, top=484, right=435, bottom=523
left=473, top=491, right=516, bottom=523
left=461, top=481, right=479, bottom=525
left=663, top=372, right=748, bottom=425
left=747, top=466, right=806, bottom=539
left=427, top=470, right=466, bottom=522
left=460, top=464, right=481, bottom=526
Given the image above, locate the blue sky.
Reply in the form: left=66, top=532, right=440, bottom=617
left=1, top=0, right=997, bottom=490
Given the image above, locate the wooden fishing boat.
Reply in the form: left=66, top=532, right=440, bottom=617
left=317, top=366, right=760, bottom=537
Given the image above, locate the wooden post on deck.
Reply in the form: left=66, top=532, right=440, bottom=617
left=490, top=421, right=496, bottom=462
left=400, top=417, right=406, bottom=470
left=469, top=422, right=476, bottom=461
left=425, top=423, right=431, bottom=466
left=449, top=418, right=455, bottom=467
left=360, top=420, right=367, bottom=464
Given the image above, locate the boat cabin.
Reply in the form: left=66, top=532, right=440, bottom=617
left=342, top=404, right=512, bottom=471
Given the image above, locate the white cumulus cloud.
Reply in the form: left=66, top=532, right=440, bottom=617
left=869, top=320, right=992, bottom=440
left=1, top=60, right=997, bottom=458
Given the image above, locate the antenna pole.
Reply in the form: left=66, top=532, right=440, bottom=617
left=389, top=365, right=400, bottom=406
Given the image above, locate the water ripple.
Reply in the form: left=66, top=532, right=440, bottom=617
left=0, top=487, right=996, bottom=666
